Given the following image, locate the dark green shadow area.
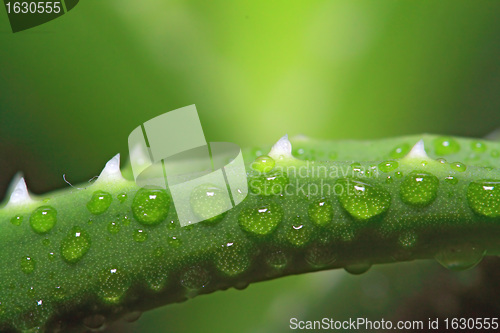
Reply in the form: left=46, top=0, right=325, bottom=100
left=3, top=0, right=67, bottom=32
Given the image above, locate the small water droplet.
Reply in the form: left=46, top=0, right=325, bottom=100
left=82, top=314, right=106, bottom=330
left=86, top=191, right=112, bottom=215
left=378, top=160, right=398, bottom=173
left=385, top=176, right=393, bottom=184
left=344, top=262, right=371, bottom=275
left=30, top=206, right=57, bottom=234
left=215, top=242, right=250, bottom=277
left=307, top=198, right=333, bottom=227
left=251, top=155, right=275, bottom=173
left=117, top=192, right=128, bottom=203
left=60, top=226, right=91, bottom=264
left=444, top=176, right=458, bottom=185
left=435, top=243, right=485, bottom=271
left=181, top=266, right=210, bottom=292
left=305, top=245, right=336, bottom=267
left=265, top=250, right=289, bottom=270
left=394, top=171, right=403, bottom=178
left=133, top=229, right=148, bottom=242
left=286, top=219, right=312, bottom=247
left=400, top=171, right=439, bottom=207
left=389, top=143, right=411, bottom=159
left=434, top=137, right=460, bottom=155
left=107, top=221, right=120, bottom=234
left=450, top=162, right=467, bottom=172
left=10, top=215, right=23, bottom=226
left=249, top=171, right=289, bottom=196
left=132, top=187, right=170, bottom=226
left=167, top=236, right=181, bottom=248
left=238, top=201, right=284, bottom=236
left=42, top=238, right=50, bottom=247
left=471, top=141, right=487, bottom=153
left=20, top=256, right=35, bottom=274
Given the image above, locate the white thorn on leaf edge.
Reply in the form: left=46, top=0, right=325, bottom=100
left=268, top=134, right=295, bottom=160
left=95, top=153, right=125, bottom=184
left=405, top=139, right=430, bottom=159
left=5, top=173, right=35, bottom=208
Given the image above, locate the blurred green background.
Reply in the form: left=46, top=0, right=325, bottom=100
left=1, top=1, right=500, bottom=332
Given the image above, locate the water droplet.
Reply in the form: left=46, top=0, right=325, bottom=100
left=398, top=231, right=417, bottom=248
left=82, top=314, right=106, bottom=330
left=181, top=266, right=210, bottom=291
left=167, top=236, right=181, bottom=248
left=435, top=243, right=485, bottom=271
left=98, top=268, right=130, bottom=304
left=436, top=158, right=447, bottom=164
left=265, top=250, right=289, bottom=270
left=400, top=171, right=439, bottom=207
left=344, top=262, right=371, bottom=275
left=123, top=311, right=142, bottom=323
left=450, top=162, right=467, bottom=172
left=86, top=191, right=112, bottom=215
left=467, top=179, right=500, bottom=217
left=42, top=238, right=50, bottom=247
left=133, top=229, right=148, bottom=242
left=389, top=143, right=411, bottom=159
left=117, top=192, right=127, bottom=203
left=238, top=202, right=284, bottom=236
left=305, top=245, right=336, bottom=267
left=251, top=155, right=275, bottom=173
left=61, top=226, right=91, bottom=264
left=189, top=183, right=229, bottom=224
left=433, top=137, right=460, bottom=155
left=167, top=220, right=176, bottom=230
left=30, top=206, right=57, bottom=234
left=249, top=171, right=289, bottom=196
left=471, top=141, right=487, bottom=153
left=444, top=176, right=458, bottom=185
left=350, top=162, right=363, bottom=175
left=307, top=198, right=333, bottom=227
left=20, top=256, right=35, bottom=274
left=132, top=187, right=170, bottom=225
left=378, top=160, right=398, bottom=173
left=10, top=215, right=23, bottom=226
left=107, top=221, right=120, bottom=234
left=336, top=178, right=391, bottom=220
left=394, top=171, right=403, bottom=178
left=385, top=176, right=393, bottom=184
left=215, top=242, right=250, bottom=276
left=286, top=220, right=312, bottom=247
left=48, top=252, right=55, bottom=261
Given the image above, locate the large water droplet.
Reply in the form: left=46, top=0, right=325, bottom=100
left=30, top=206, right=57, bottom=234
left=435, top=243, right=485, bottom=271
left=400, top=171, right=439, bottom=207
left=132, top=187, right=170, bottom=225
left=98, top=268, right=130, bottom=304
left=336, top=178, right=391, bottom=220
left=215, top=242, right=250, bottom=277
left=60, top=226, right=91, bottom=264
left=86, top=191, right=112, bottom=215
left=307, top=198, right=333, bottom=227
left=467, top=179, right=500, bottom=217
left=249, top=171, right=289, bottom=196
left=20, top=256, right=35, bottom=274
left=189, top=183, right=229, bottom=224
left=251, top=155, right=275, bottom=173
left=285, top=219, right=311, bottom=247
left=238, top=201, right=284, bottom=236
left=434, top=137, right=460, bottom=155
